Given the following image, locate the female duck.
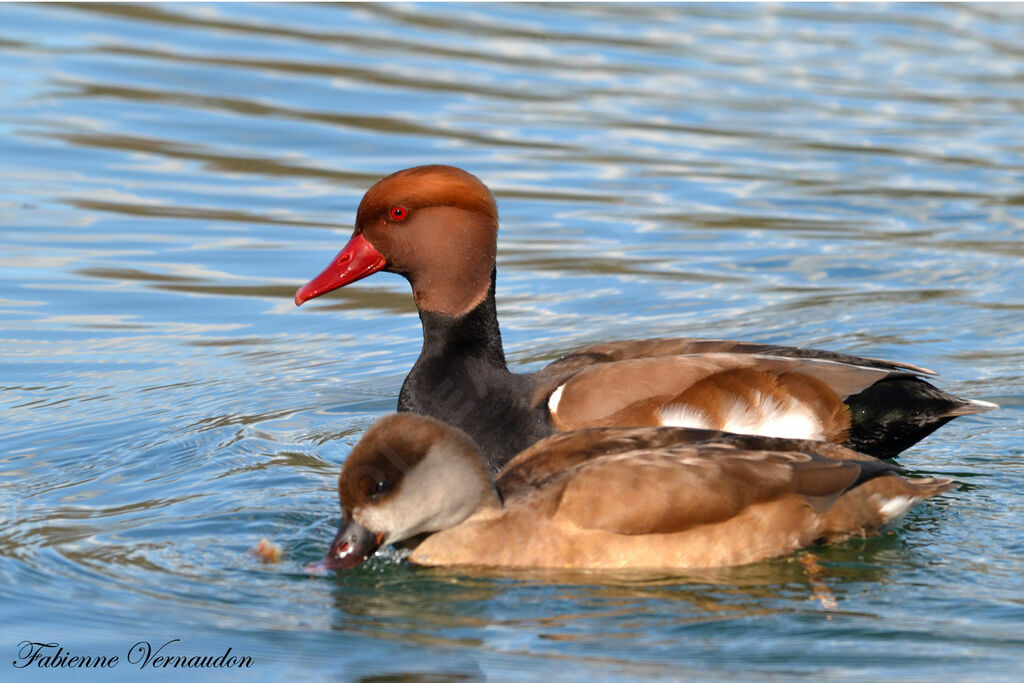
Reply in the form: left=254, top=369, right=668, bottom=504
left=295, top=165, right=994, bottom=470
left=318, top=414, right=954, bottom=571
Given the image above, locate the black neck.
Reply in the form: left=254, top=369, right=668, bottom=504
left=398, top=268, right=549, bottom=470
left=416, top=268, right=507, bottom=371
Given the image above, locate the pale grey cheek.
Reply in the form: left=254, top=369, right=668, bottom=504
left=350, top=443, right=491, bottom=544
left=356, top=502, right=407, bottom=539
left=357, top=490, right=448, bottom=544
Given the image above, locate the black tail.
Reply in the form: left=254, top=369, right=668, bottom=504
left=844, top=376, right=995, bottom=458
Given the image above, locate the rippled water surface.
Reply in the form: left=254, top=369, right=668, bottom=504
left=2, top=3, right=1023, bottom=679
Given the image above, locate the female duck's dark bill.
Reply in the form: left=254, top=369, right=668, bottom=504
left=318, top=519, right=384, bottom=571
left=294, top=233, right=386, bottom=306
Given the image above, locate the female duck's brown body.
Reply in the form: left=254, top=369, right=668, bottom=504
left=319, top=414, right=955, bottom=571
left=296, top=165, right=995, bottom=470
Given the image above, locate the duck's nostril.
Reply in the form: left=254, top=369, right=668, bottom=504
left=294, top=233, right=386, bottom=306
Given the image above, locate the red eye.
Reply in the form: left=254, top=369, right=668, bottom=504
left=390, top=207, right=407, bottom=221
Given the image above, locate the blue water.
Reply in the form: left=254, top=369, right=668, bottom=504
left=1, top=3, right=1022, bottom=679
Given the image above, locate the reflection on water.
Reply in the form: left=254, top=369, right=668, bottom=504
left=1, top=2, right=1022, bottom=679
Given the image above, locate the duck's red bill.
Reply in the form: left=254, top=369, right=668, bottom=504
left=294, top=233, right=386, bottom=306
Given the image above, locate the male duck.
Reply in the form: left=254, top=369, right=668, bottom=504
left=295, top=165, right=995, bottom=470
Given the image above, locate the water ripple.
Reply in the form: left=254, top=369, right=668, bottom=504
left=1, top=2, right=1022, bottom=679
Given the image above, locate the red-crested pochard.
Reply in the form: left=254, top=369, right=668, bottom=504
left=295, top=165, right=995, bottom=470
left=317, top=414, right=955, bottom=570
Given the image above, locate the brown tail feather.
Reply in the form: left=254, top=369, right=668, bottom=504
left=906, top=476, right=958, bottom=497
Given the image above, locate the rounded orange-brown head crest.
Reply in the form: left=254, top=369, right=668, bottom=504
left=296, top=165, right=500, bottom=316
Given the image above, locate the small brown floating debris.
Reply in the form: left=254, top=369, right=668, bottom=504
left=249, top=538, right=283, bottom=564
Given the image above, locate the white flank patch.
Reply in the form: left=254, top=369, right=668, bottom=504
left=658, top=403, right=713, bottom=430
left=724, top=398, right=824, bottom=440
left=548, top=384, right=566, bottom=416
left=660, top=393, right=825, bottom=440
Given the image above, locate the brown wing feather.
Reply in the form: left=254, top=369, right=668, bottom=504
left=549, top=353, right=900, bottom=431
left=496, top=426, right=731, bottom=494
left=554, top=448, right=870, bottom=536
left=496, top=425, right=884, bottom=495
left=540, top=338, right=937, bottom=376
